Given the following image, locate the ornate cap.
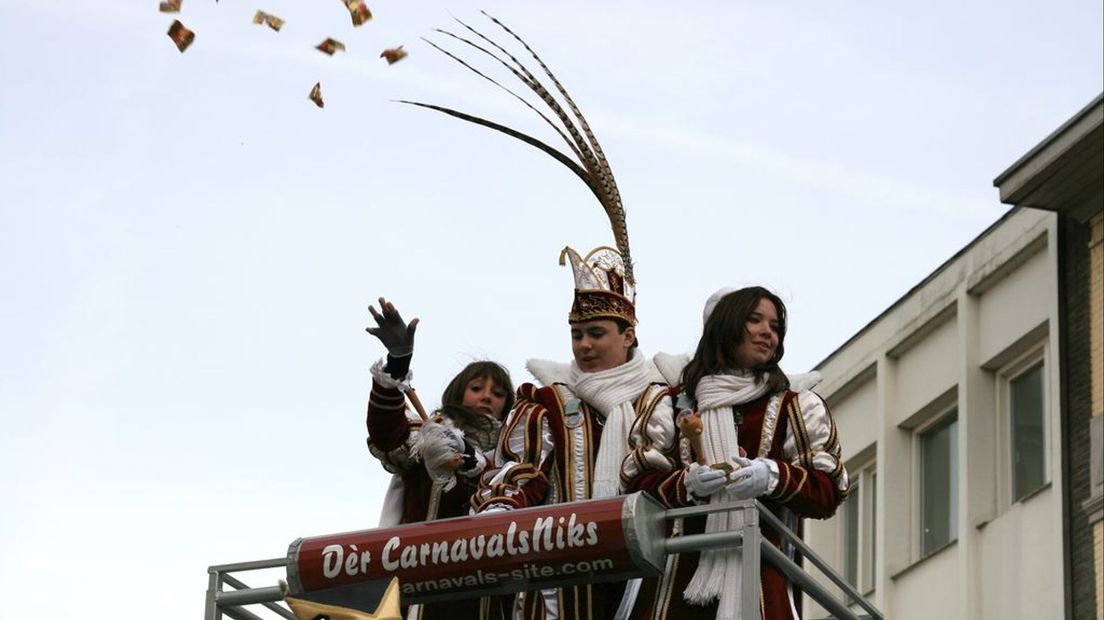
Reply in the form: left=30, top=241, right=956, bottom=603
left=560, top=245, right=636, bottom=325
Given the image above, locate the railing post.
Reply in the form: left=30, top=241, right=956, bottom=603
left=205, top=569, right=222, bottom=620
left=738, top=500, right=760, bottom=620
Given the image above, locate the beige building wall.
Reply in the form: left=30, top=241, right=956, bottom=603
left=803, top=208, right=1064, bottom=619
left=1091, top=211, right=1103, bottom=620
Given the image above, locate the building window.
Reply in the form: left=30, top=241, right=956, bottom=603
left=843, top=480, right=860, bottom=586
left=1009, top=361, right=1046, bottom=502
left=919, top=412, right=958, bottom=557
left=841, top=462, right=876, bottom=595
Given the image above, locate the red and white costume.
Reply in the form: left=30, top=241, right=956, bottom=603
left=626, top=380, right=848, bottom=620
left=366, top=358, right=507, bottom=620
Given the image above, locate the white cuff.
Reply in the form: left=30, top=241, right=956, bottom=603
left=370, top=357, right=413, bottom=392
left=763, top=458, right=780, bottom=495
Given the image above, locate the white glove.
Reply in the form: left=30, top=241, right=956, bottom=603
left=685, top=462, right=728, bottom=500
left=726, top=456, right=771, bottom=499
left=415, top=420, right=465, bottom=483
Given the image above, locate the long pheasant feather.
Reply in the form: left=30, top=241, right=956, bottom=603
left=425, top=31, right=585, bottom=164
left=446, top=17, right=604, bottom=187
left=481, top=13, right=632, bottom=283
left=398, top=100, right=604, bottom=202
left=404, top=14, right=634, bottom=284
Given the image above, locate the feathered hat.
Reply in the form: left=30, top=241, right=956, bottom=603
left=401, top=13, right=635, bottom=325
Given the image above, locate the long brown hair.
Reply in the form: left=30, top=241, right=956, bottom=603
left=440, top=361, right=515, bottom=420
left=681, top=286, right=790, bottom=403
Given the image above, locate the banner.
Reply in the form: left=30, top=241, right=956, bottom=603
left=287, top=493, right=665, bottom=605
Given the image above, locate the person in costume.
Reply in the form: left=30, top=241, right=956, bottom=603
left=364, top=297, right=513, bottom=620
left=402, top=14, right=676, bottom=619
left=473, top=246, right=674, bottom=620
left=626, top=286, right=849, bottom=620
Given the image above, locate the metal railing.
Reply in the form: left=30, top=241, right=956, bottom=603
left=204, top=495, right=882, bottom=620
left=205, top=557, right=294, bottom=620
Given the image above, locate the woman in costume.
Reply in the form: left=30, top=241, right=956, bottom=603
left=626, top=286, right=849, bottom=620
left=364, top=297, right=513, bottom=620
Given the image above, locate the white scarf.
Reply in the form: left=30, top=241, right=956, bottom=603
left=684, top=371, right=772, bottom=619
left=569, top=349, right=656, bottom=499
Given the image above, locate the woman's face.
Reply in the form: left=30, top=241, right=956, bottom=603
left=461, top=376, right=509, bottom=419
left=732, top=297, right=780, bottom=370
left=571, top=319, right=635, bottom=372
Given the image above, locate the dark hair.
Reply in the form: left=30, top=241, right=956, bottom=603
left=680, top=286, right=790, bottom=403
left=440, top=361, right=515, bottom=420
left=569, top=318, right=639, bottom=366
left=614, top=318, right=640, bottom=351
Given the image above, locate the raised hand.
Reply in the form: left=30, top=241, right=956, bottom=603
left=366, top=296, right=419, bottom=357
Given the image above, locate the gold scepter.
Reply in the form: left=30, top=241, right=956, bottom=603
left=677, top=410, right=709, bottom=466
left=677, top=410, right=736, bottom=474
left=406, top=388, right=429, bottom=422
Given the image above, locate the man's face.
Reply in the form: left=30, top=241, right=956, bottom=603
left=570, top=319, right=635, bottom=372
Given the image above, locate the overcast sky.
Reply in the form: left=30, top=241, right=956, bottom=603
left=1, top=0, right=1101, bottom=617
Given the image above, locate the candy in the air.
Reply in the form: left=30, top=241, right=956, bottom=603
left=316, top=38, right=346, bottom=56
left=167, top=20, right=195, bottom=52
left=159, top=0, right=181, bottom=13
left=344, top=0, right=372, bottom=27
left=252, top=10, right=285, bottom=32
left=380, top=46, right=407, bottom=65
left=309, top=82, right=324, bottom=108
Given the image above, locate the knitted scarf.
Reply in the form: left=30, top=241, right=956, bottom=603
left=569, top=349, right=655, bottom=499
left=684, top=371, right=773, bottom=620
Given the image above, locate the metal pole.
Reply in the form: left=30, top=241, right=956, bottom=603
left=220, top=606, right=269, bottom=620
left=663, top=530, right=742, bottom=555
left=760, top=541, right=861, bottom=620
left=208, top=557, right=290, bottom=572
left=738, top=500, right=761, bottom=620
left=755, top=502, right=883, bottom=620
left=205, top=569, right=222, bottom=620
left=216, top=586, right=285, bottom=606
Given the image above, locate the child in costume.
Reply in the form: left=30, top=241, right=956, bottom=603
left=365, top=297, right=513, bottom=620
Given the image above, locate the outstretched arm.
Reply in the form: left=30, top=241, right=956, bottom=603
left=365, top=297, right=420, bottom=461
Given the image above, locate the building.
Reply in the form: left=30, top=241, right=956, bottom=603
left=803, top=94, right=1103, bottom=619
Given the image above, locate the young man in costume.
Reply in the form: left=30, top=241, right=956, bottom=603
left=403, top=14, right=683, bottom=619
left=472, top=246, right=675, bottom=620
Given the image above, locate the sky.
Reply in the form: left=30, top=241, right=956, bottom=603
left=0, top=1, right=1101, bottom=617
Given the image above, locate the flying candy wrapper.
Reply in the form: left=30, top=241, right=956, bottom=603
left=252, top=10, right=285, bottom=32
left=309, top=82, right=324, bottom=108
left=316, top=38, right=346, bottom=56
left=167, top=20, right=195, bottom=52
left=343, top=0, right=372, bottom=27
left=159, top=0, right=181, bottom=13
left=380, top=46, right=407, bottom=65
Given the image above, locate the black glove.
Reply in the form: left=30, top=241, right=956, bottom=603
left=366, top=297, right=419, bottom=357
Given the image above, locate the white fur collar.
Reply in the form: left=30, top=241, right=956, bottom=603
left=526, top=352, right=667, bottom=388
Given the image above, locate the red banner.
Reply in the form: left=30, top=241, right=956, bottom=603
left=290, top=496, right=659, bottom=602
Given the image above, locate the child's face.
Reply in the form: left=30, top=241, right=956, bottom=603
left=461, top=376, right=509, bottom=419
